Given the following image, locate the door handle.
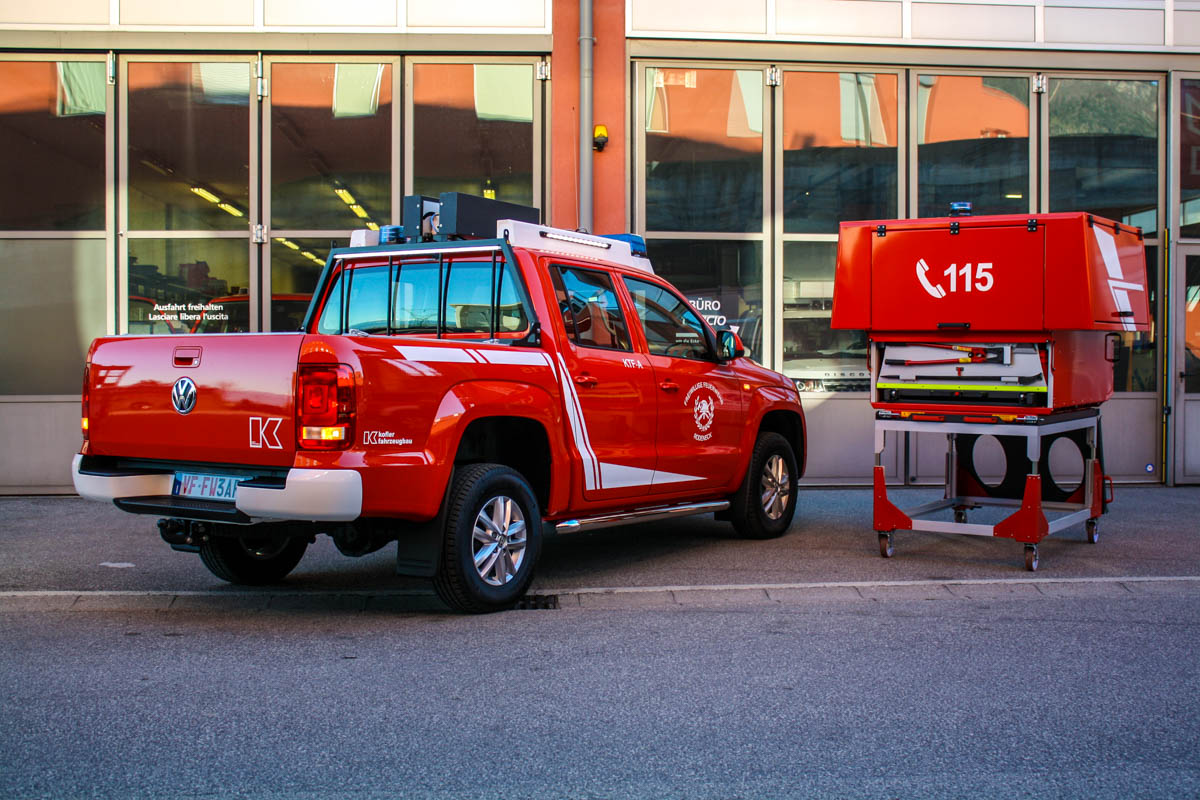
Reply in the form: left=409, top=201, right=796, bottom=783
left=573, top=374, right=598, bottom=388
left=1182, top=371, right=1200, bottom=380
left=659, top=380, right=679, bottom=393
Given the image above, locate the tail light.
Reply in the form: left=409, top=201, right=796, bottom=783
left=81, top=364, right=90, bottom=444
left=297, top=364, right=355, bottom=450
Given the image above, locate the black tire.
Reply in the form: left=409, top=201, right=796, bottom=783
left=729, top=431, right=799, bottom=540
left=198, top=535, right=308, bottom=585
left=433, top=463, right=543, bottom=613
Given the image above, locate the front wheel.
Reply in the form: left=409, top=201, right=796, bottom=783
left=729, top=432, right=799, bottom=540
left=434, top=463, right=543, bottom=613
left=198, top=535, right=308, bottom=585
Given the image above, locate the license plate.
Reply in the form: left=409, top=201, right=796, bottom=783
left=172, top=472, right=241, bottom=502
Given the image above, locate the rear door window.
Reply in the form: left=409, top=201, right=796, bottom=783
left=550, top=265, right=632, bottom=351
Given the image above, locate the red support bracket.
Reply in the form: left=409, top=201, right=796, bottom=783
left=873, top=465, right=913, bottom=532
left=994, top=474, right=1049, bottom=544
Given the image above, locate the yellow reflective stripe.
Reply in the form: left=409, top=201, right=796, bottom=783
left=876, top=382, right=1047, bottom=393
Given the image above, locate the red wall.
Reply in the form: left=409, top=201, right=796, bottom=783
left=551, top=0, right=626, bottom=234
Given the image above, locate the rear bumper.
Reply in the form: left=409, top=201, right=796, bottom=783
left=72, top=454, right=362, bottom=523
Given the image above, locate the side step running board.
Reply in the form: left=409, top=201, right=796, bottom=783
left=554, top=500, right=729, bottom=534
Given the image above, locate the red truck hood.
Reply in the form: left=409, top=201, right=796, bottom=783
left=86, top=334, right=304, bottom=467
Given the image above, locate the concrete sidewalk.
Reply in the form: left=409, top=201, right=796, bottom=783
left=0, top=485, right=1196, bottom=610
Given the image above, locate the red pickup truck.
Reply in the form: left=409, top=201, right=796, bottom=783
left=73, top=197, right=806, bottom=612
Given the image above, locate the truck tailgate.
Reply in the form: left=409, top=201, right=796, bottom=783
left=87, top=334, right=304, bottom=467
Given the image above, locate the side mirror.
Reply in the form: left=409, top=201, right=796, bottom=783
left=717, top=329, right=745, bottom=362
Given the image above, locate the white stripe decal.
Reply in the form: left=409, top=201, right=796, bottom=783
left=394, top=345, right=476, bottom=363
left=477, top=349, right=554, bottom=366
left=1093, top=227, right=1144, bottom=332
left=555, top=353, right=600, bottom=491
left=650, top=469, right=705, bottom=486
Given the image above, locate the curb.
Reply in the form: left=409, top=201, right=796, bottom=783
left=2, top=575, right=1198, bottom=612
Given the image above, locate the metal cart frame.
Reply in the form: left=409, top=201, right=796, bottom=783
left=872, top=409, right=1109, bottom=570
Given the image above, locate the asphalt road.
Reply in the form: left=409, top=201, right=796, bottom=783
left=2, top=589, right=1199, bottom=799
left=2, top=487, right=1199, bottom=798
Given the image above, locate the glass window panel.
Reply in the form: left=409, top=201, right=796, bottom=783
left=782, top=71, right=898, bottom=233
left=917, top=75, right=1030, bottom=218
left=1049, top=78, right=1158, bottom=230
left=623, top=276, right=712, bottom=361
left=645, top=239, right=763, bottom=363
left=413, top=63, right=534, bottom=208
left=783, top=241, right=869, bottom=392
left=127, top=239, right=250, bottom=333
left=1185, top=254, right=1200, bottom=393
left=552, top=266, right=631, bottom=351
left=127, top=62, right=250, bottom=231
left=443, top=260, right=531, bottom=334
left=0, top=62, right=106, bottom=231
left=1179, top=80, right=1200, bottom=239
left=271, top=63, right=392, bottom=230
left=0, top=239, right=107, bottom=394
left=270, top=236, right=330, bottom=316
left=645, top=67, right=763, bottom=233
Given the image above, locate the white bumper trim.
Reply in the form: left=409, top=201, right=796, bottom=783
left=236, top=468, right=362, bottom=522
left=72, top=454, right=173, bottom=501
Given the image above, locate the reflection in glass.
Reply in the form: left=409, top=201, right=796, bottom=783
left=645, top=68, right=763, bottom=233
left=1180, top=81, right=1200, bottom=238
left=127, top=239, right=249, bottom=333
left=783, top=241, right=868, bottom=391
left=271, top=63, right=391, bottom=230
left=1186, top=255, right=1200, bottom=393
left=918, top=75, right=1029, bottom=217
left=644, top=240, right=763, bottom=363
left=128, top=62, right=250, bottom=231
left=413, top=64, right=534, bottom=208
left=0, top=62, right=106, bottom=230
left=1111, top=245, right=1157, bottom=393
left=0, top=239, right=107, bottom=394
left=782, top=72, right=898, bottom=233
left=270, top=237, right=330, bottom=322
left=1049, top=78, right=1158, bottom=230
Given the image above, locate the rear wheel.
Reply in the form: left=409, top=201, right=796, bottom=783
left=198, top=535, right=308, bottom=585
left=434, top=463, right=542, bottom=613
left=730, top=432, right=799, bottom=539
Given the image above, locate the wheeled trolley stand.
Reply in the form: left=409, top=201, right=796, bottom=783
left=872, top=409, right=1112, bottom=570
left=832, top=210, right=1149, bottom=570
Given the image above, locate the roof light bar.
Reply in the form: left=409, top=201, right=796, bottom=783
left=539, top=230, right=611, bottom=249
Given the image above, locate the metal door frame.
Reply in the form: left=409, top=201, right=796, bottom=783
left=117, top=54, right=259, bottom=333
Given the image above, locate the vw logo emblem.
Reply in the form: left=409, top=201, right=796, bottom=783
left=171, top=377, right=197, bottom=415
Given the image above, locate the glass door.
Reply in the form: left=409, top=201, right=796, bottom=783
left=118, top=55, right=259, bottom=335
left=263, top=57, right=399, bottom=332
left=1175, top=248, right=1200, bottom=482
left=1041, top=73, right=1166, bottom=481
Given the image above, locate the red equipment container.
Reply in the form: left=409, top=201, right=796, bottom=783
left=833, top=212, right=1150, bottom=569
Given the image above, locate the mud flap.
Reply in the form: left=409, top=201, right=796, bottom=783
left=394, top=470, right=455, bottom=578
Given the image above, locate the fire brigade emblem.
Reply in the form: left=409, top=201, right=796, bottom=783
left=684, top=381, right=723, bottom=442
left=694, top=397, right=714, bottom=432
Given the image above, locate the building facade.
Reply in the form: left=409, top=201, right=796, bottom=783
left=1, top=0, right=1198, bottom=491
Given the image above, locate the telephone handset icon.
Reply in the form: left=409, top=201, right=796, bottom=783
left=916, top=258, right=946, bottom=299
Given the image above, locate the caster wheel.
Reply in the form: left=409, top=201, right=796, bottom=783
left=878, top=532, right=894, bottom=558
left=954, top=510, right=967, bottom=524
left=1024, top=544, right=1039, bottom=572
left=1086, top=519, right=1099, bottom=544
